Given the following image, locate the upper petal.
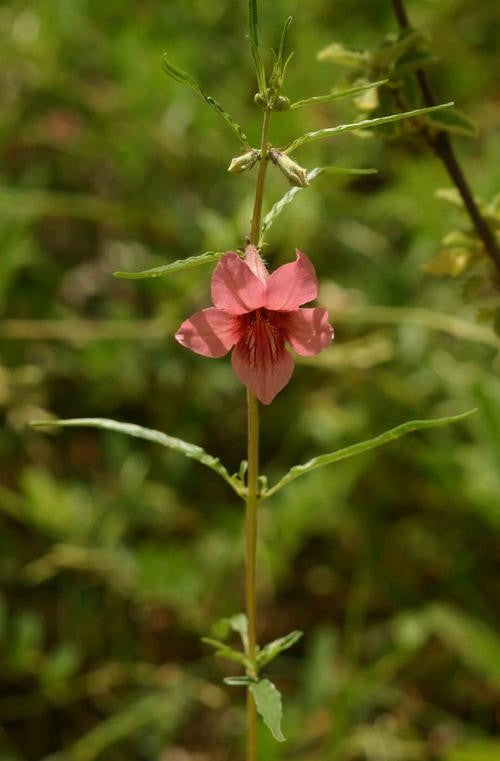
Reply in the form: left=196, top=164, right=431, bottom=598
left=244, top=244, right=269, bottom=284
left=265, top=250, right=318, bottom=311
left=175, top=307, right=241, bottom=358
left=211, top=252, right=266, bottom=315
left=282, top=307, right=334, bottom=356
left=231, top=313, right=295, bottom=404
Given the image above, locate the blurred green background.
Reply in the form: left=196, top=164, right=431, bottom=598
left=1, top=0, right=500, bottom=759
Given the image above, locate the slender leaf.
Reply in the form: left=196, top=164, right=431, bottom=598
left=277, top=17, right=293, bottom=70
left=31, top=418, right=243, bottom=496
left=263, top=409, right=476, bottom=498
left=260, top=165, right=376, bottom=242
left=250, top=679, right=285, bottom=742
left=290, top=80, right=388, bottom=110
left=257, top=630, right=303, bottom=668
left=248, top=0, right=266, bottom=92
left=224, top=676, right=256, bottom=686
left=425, top=106, right=477, bottom=139
left=162, top=55, right=250, bottom=149
left=284, top=102, right=454, bottom=154
left=201, top=638, right=248, bottom=666
left=228, top=613, right=249, bottom=654
left=114, top=251, right=224, bottom=280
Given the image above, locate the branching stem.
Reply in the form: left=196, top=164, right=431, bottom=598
left=390, top=0, right=500, bottom=272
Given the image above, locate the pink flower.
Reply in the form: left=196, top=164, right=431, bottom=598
left=175, top=246, right=334, bottom=405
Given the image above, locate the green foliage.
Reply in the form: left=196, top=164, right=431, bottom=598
left=263, top=409, right=476, bottom=498
left=162, top=55, right=251, bottom=149
left=284, top=102, right=453, bottom=154
left=114, top=251, right=225, bottom=279
left=31, top=417, right=243, bottom=496
left=250, top=679, right=285, bottom=742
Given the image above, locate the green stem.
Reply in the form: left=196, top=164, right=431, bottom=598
left=245, top=107, right=271, bottom=761
left=250, top=109, right=272, bottom=244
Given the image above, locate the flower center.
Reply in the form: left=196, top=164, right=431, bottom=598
left=238, top=308, right=285, bottom=367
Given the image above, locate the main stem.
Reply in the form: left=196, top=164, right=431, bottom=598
left=245, top=107, right=271, bottom=761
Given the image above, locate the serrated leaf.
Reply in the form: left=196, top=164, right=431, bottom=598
left=162, top=55, right=250, bottom=149
left=248, top=0, right=266, bottom=92
left=260, top=165, right=376, bottom=242
left=114, top=251, right=224, bottom=279
left=202, top=638, right=248, bottom=666
left=290, top=80, right=387, bottom=110
left=425, top=106, right=477, bottom=138
left=284, top=102, right=453, bottom=154
left=31, top=418, right=243, bottom=497
left=250, top=679, right=285, bottom=742
left=257, top=630, right=303, bottom=668
left=263, top=409, right=476, bottom=498
left=317, top=42, right=368, bottom=67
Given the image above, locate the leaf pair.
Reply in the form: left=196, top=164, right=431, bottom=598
left=31, top=410, right=476, bottom=501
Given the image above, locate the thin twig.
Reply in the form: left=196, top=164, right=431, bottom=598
left=391, top=0, right=500, bottom=273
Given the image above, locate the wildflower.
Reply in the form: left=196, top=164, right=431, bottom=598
left=176, top=246, right=334, bottom=404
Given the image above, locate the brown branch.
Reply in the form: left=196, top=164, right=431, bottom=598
left=391, top=0, right=500, bottom=273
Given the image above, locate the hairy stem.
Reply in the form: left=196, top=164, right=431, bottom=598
left=390, top=0, right=500, bottom=272
left=245, top=107, right=271, bottom=761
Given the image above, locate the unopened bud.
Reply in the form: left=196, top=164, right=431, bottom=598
left=270, top=149, right=309, bottom=188
left=227, top=149, right=261, bottom=174
left=254, top=93, right=268, bottom=108
left=271, top=96, right=290, bottom=112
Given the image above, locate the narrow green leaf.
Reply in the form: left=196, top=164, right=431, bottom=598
left=224, top=676, right=256, bottom=686
left=257, top=630, right=303, bottom=668
left=248, top=0, right=266, bottom=92
left=31, top=418, right=243, bottom=497
left=260, top=165, right=376, bottom=242
left=277, top=17, right=293, bottom=70
left=162, top=55, right=250, bottom=149
left=202, top=638, right=248, bottom=666
left=250, top=679, right=285, bottom=742
left=290, top=80, right=388, bottom=110
left=228, top=613, right=249, bottom=653
left=114, top=251, right=224, bottom=280
left=264, top=409, right=476, bottom=498
left=284, top=102, right=454, bottom=154
left=425, top=106, right=477, bottom=139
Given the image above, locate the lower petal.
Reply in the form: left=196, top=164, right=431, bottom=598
left=231, top=340, right=294, bottom=405
left=176, top=308, right=241, bottom=358
left=283, top=307, right=334, bottom=356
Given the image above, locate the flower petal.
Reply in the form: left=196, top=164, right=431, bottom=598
left=283, top=308, right=334, bottom=356
left=175, top=308, right=241, bottom=358
left=244, top=244, right=269, bottom=283
left=231, top=313, right=294, bottom=404
left=211, top=252, right=266, bottom=315
left=265, top=250, right=318, bottom=311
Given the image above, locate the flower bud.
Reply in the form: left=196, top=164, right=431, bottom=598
left=270, top=149, right=309, bottom=188
left=254, top=93, right=268, bottom=108
left=227, top=149, right=261, bottom=174
left=271, top=96, right=290, bottom=112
